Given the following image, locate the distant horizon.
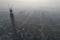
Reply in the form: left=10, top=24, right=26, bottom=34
left=0, top=0, right=60, bottom=10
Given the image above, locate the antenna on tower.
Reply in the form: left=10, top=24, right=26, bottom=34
left=8, top=0, right=15, bottom=10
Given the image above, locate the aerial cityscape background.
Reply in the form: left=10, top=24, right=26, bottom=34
left=0, top=0, right=60, bottom=40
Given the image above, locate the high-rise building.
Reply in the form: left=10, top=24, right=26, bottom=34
left=9, top=8, right=17, bottom=40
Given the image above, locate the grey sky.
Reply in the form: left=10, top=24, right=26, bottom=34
left=0, top=0, right=60, bottom=10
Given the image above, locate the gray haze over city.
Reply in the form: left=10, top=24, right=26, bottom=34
left=0, top=0, right=60, bottom=40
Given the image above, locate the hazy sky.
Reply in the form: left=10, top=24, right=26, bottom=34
left=0, top=0, right=60, bottom=10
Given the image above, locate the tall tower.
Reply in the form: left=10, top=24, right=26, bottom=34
left=9, top=8, right=17, bottom=40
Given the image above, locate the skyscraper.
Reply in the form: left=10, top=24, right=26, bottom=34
left=9, top=8, right=17, bottom=40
